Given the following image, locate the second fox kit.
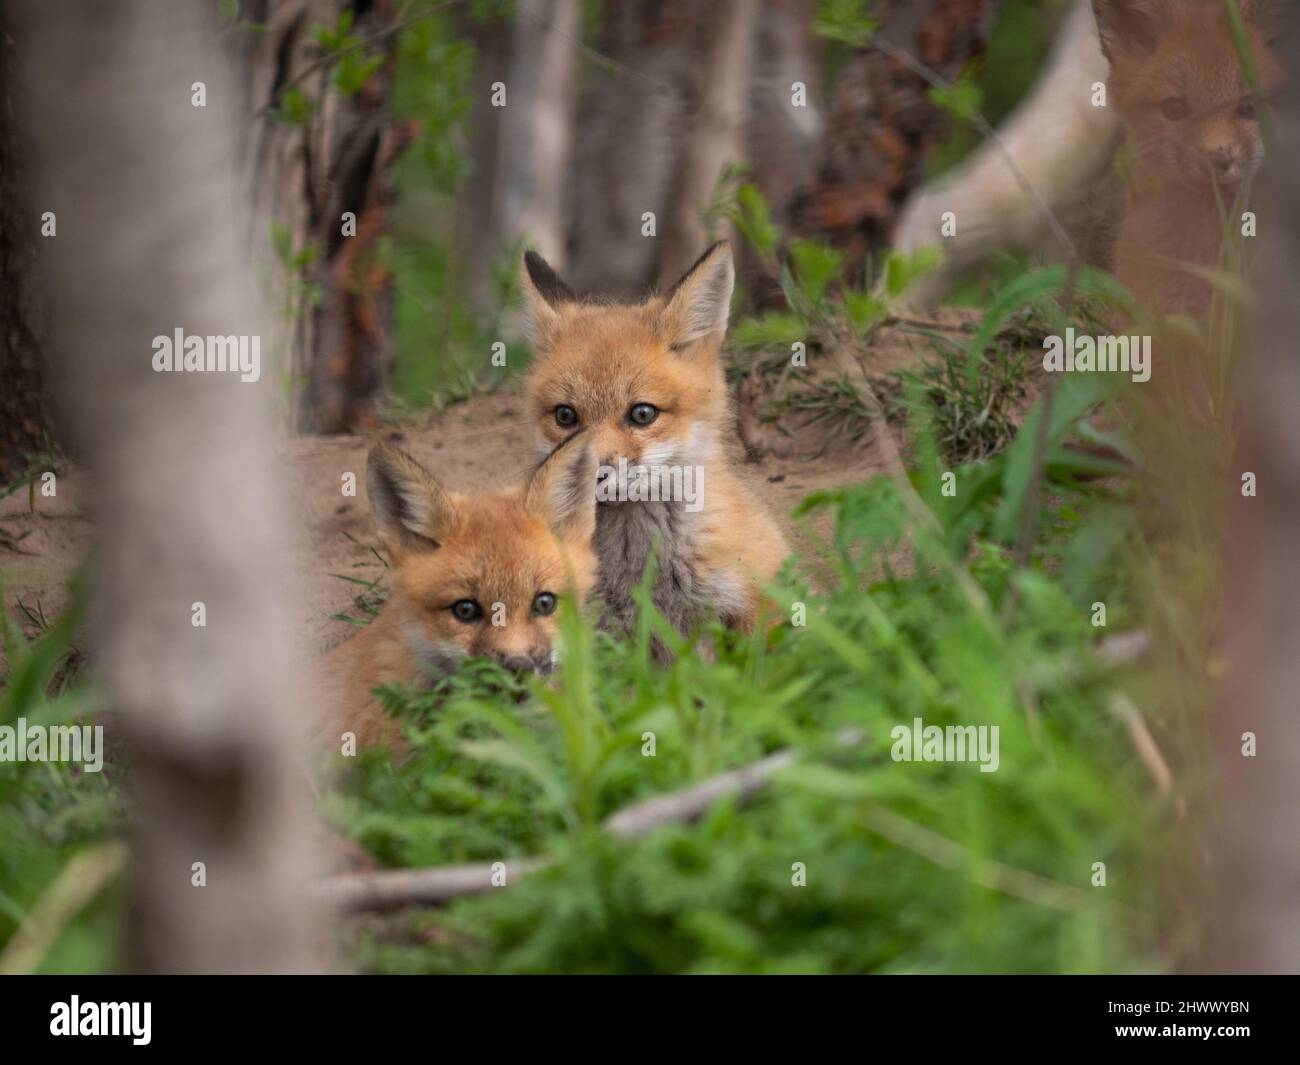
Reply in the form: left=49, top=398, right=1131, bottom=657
left=321, top=435, right=597, bottom=749
left=520, top=241, right=788, bottom=637
left=1094, top=0, right=1281, bottom=315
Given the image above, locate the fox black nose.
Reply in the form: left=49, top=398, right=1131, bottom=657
left=493, top=651, right=554, bottom=676
left=497, top=654, right=536, bottom=674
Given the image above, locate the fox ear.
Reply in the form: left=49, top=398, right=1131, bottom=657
left=660, top=241, right=734, bottom=351
left=520, top=250, right=575, bottom=346
left=523, top=431, right=596, bottom=544
left=366, top=444, right=457, bottom=555
left=1091, top=0, right=1171, bottom=61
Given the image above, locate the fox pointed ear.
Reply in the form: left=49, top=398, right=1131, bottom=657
left=520, top=250, right=575, bottom=346
left=523, top=431, right=597, bottom=544
left=1091, top=0, right=1171, bottom=61
left=366, top=444, right=457, bottom=555
left=660, top=241, right=734, bottom=351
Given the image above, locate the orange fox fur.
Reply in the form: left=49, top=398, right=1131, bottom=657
left=321, top=434, right=598, bottom=750
left=520, top=241, right=788, bottom=638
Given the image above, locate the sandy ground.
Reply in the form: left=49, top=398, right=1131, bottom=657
left=1, top=312, right=987, bottom=654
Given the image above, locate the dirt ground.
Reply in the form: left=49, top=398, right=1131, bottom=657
left=1, top=312, right=985, bottom=655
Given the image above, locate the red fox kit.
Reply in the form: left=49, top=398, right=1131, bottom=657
left=1094, top=0, right=1281, bottom=314
left=321, top=435, right=597, bottom=749
left=520, top=241, right=788, bottom=638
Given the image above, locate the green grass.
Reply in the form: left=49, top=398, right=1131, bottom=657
left=323, top=211, right=1177, bottom=973
left=0, top=305, right=1189, bottom=974
left=332, top=457, right=1161, bottom=973
left=0, top=583, right=121, bottom=974
left=0, top=184, right=1181, bottom=976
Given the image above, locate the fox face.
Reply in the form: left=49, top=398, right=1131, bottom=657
left=1093, top=0, right=1281, bottom=190
left=365, top=434, right=597, bottom=678
left=521, top=242, right=735, bottom=477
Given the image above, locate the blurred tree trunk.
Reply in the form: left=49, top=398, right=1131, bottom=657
left=655, top=0, right=757, bottom=288
left=566, top=0, right=697, bottom=296
left=788, top=0, right=1001, bottom=278
left=1203, top=5, right=1300, bottom=975
left=17, top=0, right=321, bottom=973
left=0, top=25, right=53, bottom=484
left=235, top=0, right=410, bottom=433
left=745, top=0, right=822, bottom=231
left=461, top=13, right=512, bottom=311
left=490, top=0, right=579, bottom=271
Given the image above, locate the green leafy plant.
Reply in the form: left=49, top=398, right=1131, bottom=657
left=0, top=584, right=120, bottom=974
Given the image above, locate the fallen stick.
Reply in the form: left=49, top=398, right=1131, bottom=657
left=318, top=857, right=551, bottom=912
left=319, top=747, right=806, bottom=912
left=320, top=734, right=1110, bottom=923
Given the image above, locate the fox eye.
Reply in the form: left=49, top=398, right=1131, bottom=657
left=628, top=402, right=659, bottom=427
left=554, top=405, right=579, bottom=428
left=1160, top=97, right=1189, bottom=122
left=451, top=599, right=483, bottom=623
left=532, top=592, right=558, bottom=617
left=1237, top=98, right=1257, bottom=120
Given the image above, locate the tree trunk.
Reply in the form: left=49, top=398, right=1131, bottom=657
left=565, top=0, right=699, bottom=296
left=0, top=23, right=53, bottom=484
left=654, top=0, right=757, bottom=288
left=744, top=0, right=822, bottom=233
left=491, top=0, right=579, bottom=271
left=236, top=0, right=410, bottom=434
left=15, top=0, right=321, bottom=973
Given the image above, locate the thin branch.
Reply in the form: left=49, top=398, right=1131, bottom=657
left=882, top=315, right=977, bottom=334
left=603, top=748, right=798, bottom=838
left=826, top=340, right=998, bottom=628
left=319, top=747, right=805, bottom=912
left=1109, top=692, right=1175, bottom=797
left=254, top=3, right=460, bottom=119
left=319, top=857, right=549, bottom=911
left=862, top=806, right=1112, bottom=917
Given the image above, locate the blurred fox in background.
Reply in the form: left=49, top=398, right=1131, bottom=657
left=894, top=0, right=1283, bottom=318
left=1093, top=0, right=1282, bottom=315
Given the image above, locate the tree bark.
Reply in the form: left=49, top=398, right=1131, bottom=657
left=491, top=0, right=579, bottom=271
left=0, top=21, right=53, bottom=484
left=654, top=0, right=757, bottom=288
left=15, top=0, right=322, bottom=973
left=236, top=0, right=410, bottom=434
left=565, top=0, right=698, bottom=296
left=744, top=0, right=822, bottom=234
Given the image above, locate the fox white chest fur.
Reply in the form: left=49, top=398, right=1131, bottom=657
left=592, top=496, right=747, bottom=635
